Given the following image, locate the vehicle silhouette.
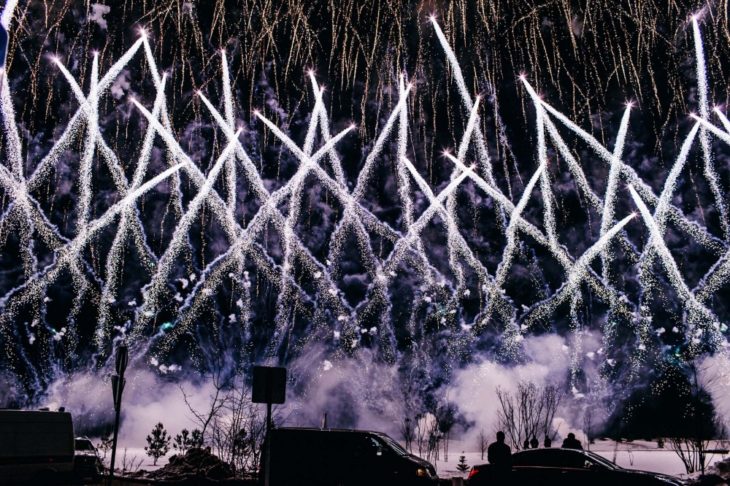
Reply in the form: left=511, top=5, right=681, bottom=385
left=467, top=447, right=685, bottom=485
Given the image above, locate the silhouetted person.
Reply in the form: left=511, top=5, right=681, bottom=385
left=488, top=431, right=512, bottom=483
left=561, top=432, right=583, bottom=450
left=523, top=439, right=529, bottom=450
left=544, top=435, right=552, bottom=448
left=529, top=436, right=539, bottom=449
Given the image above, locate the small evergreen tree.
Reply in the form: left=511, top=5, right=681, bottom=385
left=457, top=453, right=470, bottom=473
left=173, top=428, right=203, bottom=454
left=145, top=422, right=171, bottom=465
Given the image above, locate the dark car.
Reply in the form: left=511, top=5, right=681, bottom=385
left=262, top=427, right=438, bottom=486
left=467, top=448, right=685, bottom=486
left=72, top=437, right=102, bottom=483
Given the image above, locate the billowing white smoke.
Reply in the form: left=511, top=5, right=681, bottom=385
left=42, top=368, right=214, bottom=447
left=444, top=333, right=604, bottom=446
left=37, top=333, right=609, bottom=451
left=284, top=346, right=406, bottom=436
left=698, top=353, right=730, bottom=429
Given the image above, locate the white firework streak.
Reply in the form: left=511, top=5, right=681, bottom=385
left=521, top=213, right=636, bottom=328
left=445, top=96, right=483, bottom=291
left=273, top=85, right=329, bottom=350
left=1, top=69, right=22, bottom=180
left=430, top=17, right=499, bottom=194
left=536, top=104, right=559, bottom=250
left=391, top=75, right=432, bottom=286
left=316, top=73, right=384, bottom=283
left=521, top=79, right=642, bottom=286
left=350, top=95, right=482, bottom=290
left=520, top=77, right=602, bottom=238
left=197, top=70, right=362, bottom=326
left=97, top=76, right=170, bottom=345
left=51, top=58, right=136, bottom=196
left=632, top=123, right=701, bottom=370
left=444, top=153, right=634, bottom=321
left=397, top=76, right=416, bottom=230
left=220, top=50, right=237, bottom=212
left=639, top=123, right=700, bottom=280
left=533, top=87, right=724, bottom=254
left=690, top=116, right=730, bottom=301
left=568, top=293, right=583, bottom=389
left=326, top=84, right=412, bottom=279
left=599, top=105, right=632, bottom=280
left=79, top=53, right=98, bottom=228
left=478, top=160, right=546, bottom=330
left=693, top=16, right=729, bottom=239
left=134, top=97, right=357, bottom=326
left=400, top=156, right=498, bottom=302
left=51, top=52, right=162, bottom=277
left=26, top=39, right=145, bottom=191
left=714, top=106, right=730, bottom=133
left=0, top=72, right=42, bottom=278
left=0, top=0, right=17, bottom=29
left=352, top=95, right=514, bottom=328
left=136, top=131, right=242, bottom=334
left=513, top=79, right=557, bottom=256
left=141, top=36, right=357, bottom=319
left=629, top=185, right=724, bottom=354
left=542, top=110, right=602, bottom=211
left=198, top=79, right=403, bottom=260
left=0, top=164, right=185, bottom=313
left=309, top=72, right=348, bottom=184
left=379, top=168, right=475, bottom=279
left=0, top=58, right=97, bottom=316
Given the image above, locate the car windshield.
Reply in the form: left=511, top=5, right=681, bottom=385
left=75, top=439, right=94, bottom=451
left=375, top=434, right=408, bottom=456
left=583, top=450, right=620, bottom=470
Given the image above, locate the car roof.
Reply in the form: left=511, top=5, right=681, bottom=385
left=514, top=448, right=585, bottom=457
left=274, top=427, right=380, bottom=434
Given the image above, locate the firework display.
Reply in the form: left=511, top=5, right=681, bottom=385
left=0, top=1, right=730, bottom=438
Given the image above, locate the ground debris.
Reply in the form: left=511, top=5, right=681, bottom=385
left=143, top=447, right=235, bottom=482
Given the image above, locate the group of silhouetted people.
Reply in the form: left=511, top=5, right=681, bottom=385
left=486, top=431, right=583, bottom=481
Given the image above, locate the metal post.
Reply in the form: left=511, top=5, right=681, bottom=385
left=264, top=401, right=272, bottom=486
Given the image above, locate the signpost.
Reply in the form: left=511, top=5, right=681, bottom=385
left=252, top=366, right=286, bottom=486
left=108, top=344, right=128, bottom=485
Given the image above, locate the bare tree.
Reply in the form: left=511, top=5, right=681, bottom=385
left=413, top=413, right=441, bottom=463
left=208, top=381, right=269, bottom=475
left=179, top=368, right=227, bottom=441
left=477, top=429, right=489, bottom=460
left=496, top=381, right=564, bottom=450
left=120, top=448, right=143, bottom=475
left=668, top=361, right=725, bottom=476
left=436, top=402, right=456, bottom=462
left=181, top=369, right=280, bottom=477
left=401, top=416, right=414, bottom=453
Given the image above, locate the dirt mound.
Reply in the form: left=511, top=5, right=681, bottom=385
left=147, top=447, right=235, bottom=481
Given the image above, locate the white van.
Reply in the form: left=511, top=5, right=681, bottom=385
left=0, top=410, right=74, bottom=484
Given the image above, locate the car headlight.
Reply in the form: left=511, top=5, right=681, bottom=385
left=416, top=467, right=433, bottom=478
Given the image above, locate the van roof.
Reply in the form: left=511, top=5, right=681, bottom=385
left=0, top=410, right=72, bottom=423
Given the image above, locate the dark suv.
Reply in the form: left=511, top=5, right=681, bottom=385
left=262, top=427, right=438, bottom=486
left=467, top=448, right=685, bottom=485
left=72, top=437, right=102, bottom=483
